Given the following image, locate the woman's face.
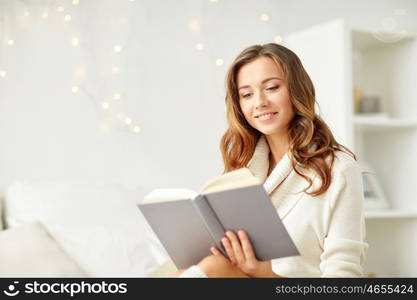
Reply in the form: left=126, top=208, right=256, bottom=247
left=237, top=56, right=294, bottom=137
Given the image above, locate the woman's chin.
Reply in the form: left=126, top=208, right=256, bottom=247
left=256, top=126, right=281, bottom=136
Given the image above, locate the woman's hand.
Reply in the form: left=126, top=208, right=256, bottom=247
left=210, top=229, right=274, bottom=277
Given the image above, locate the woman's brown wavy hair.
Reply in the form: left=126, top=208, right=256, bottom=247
left=220, top=43, right=355, bottom=196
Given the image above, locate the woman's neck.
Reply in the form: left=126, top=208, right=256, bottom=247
left=265, top=133, right=290, bottom=173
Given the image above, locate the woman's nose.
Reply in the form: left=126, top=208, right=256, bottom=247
left=255, top=92, right=268, bottom=108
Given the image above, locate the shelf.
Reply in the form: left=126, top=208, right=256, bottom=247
left=354, top=115, right=417, bottom=131
left=365, top=209, right=417, bottom=219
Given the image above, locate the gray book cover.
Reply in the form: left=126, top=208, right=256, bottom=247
left=138, top=184, right=299, bottom=270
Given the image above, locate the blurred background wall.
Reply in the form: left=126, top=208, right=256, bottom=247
left=0, top=0, right=416, bottom=197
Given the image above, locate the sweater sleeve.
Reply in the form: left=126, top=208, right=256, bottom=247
left=319, top=162, right=369, bottom=277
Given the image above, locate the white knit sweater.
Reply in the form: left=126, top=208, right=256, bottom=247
left=181, top=135, right=368, bottom=278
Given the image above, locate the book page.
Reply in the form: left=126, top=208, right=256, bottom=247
left=200, top=168, right=261, bottom=194
left=143, top=188, right=199, bottom=204
left=204, top=184, right=300, bottom=261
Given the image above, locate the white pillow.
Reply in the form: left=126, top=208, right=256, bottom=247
left=4, top=181, right=169, bottom=277
left=0, top=221, right=86, bottom=277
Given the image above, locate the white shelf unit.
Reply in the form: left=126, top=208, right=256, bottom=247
left=365, top=209, right=417, bottom=219
left=354, top=115, right=417, bottom=130
left=284, top=19, right=417, bottom=277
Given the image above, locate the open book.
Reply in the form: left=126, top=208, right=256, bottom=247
left=137, top=168, right=299, bottom=270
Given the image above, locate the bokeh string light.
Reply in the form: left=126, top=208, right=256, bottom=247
left=72, top=4, right=139, bottom=133
left=0, top=0, right=283, bottom=134
left=0, top=0, right=141, bottom=134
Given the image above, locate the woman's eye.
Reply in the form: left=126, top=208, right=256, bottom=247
left=242, top=93, right=252, bottom=98
left=267, top=86, right=279, bottom=91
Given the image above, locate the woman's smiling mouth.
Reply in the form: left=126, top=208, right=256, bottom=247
left=255, top=112, right=278, bottom=121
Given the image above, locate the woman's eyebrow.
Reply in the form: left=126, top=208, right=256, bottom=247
left=238, top=77, right=282, bottom=90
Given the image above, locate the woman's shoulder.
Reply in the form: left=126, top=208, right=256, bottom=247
left=330, top=149, right=361, bottom=178
left=333, top=149, right=357, bottom=165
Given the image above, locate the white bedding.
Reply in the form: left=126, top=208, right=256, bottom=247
left=3, top=180, right=169, bottom=277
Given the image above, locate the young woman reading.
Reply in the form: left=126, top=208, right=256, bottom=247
left=174, top=43, right=368, bottom=278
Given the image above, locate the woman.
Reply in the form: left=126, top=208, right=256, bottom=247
left=175, top=43, right=368, bottom=278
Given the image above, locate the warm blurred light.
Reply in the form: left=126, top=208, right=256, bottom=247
left=112, top=66, right=121, bottom=73
left=72, top=86, right=79, bottom=93
left=0, top=70, right=7, bottom=78
left=102, top=102, right=109, bottom=110
left=216, top=59, right=224, bottom=66
left=7, top=40, right=14, bottom=46
left=132, top=126, right=141, bottom=133
left=114, top=45, right=122, bottom=53
left=274, top=35, right=283, bottom=44
left=71, top=37, right=80, bottom=47
left=188, top=19, right=201, bottom=32
left=125, top=117, right=132, bottom=125
left=72, top=0, right=80, bottom=5
left=23, top=11, right=30, bottom=17
left=99, top=121, right=112, bottom=133
left=195, top=43, right=204, bottom=50
left=57, top=6, right=64, bottom=13
left=260, top=14, right=269, bottom=21
left=41, top=12, right=48, bottom=19
left=73, top=65, right=87, bottom=80
left=64, top=15, right=72, bottom=22
left=113, top=93, right=121, bottom=100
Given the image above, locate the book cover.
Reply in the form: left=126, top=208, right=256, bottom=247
left=138, top=168, right=299, bottom=270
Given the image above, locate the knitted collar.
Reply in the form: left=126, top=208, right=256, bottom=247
left=246, top=135, right=317, bottom=219
left=246, top=135, right=293, bottom=195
